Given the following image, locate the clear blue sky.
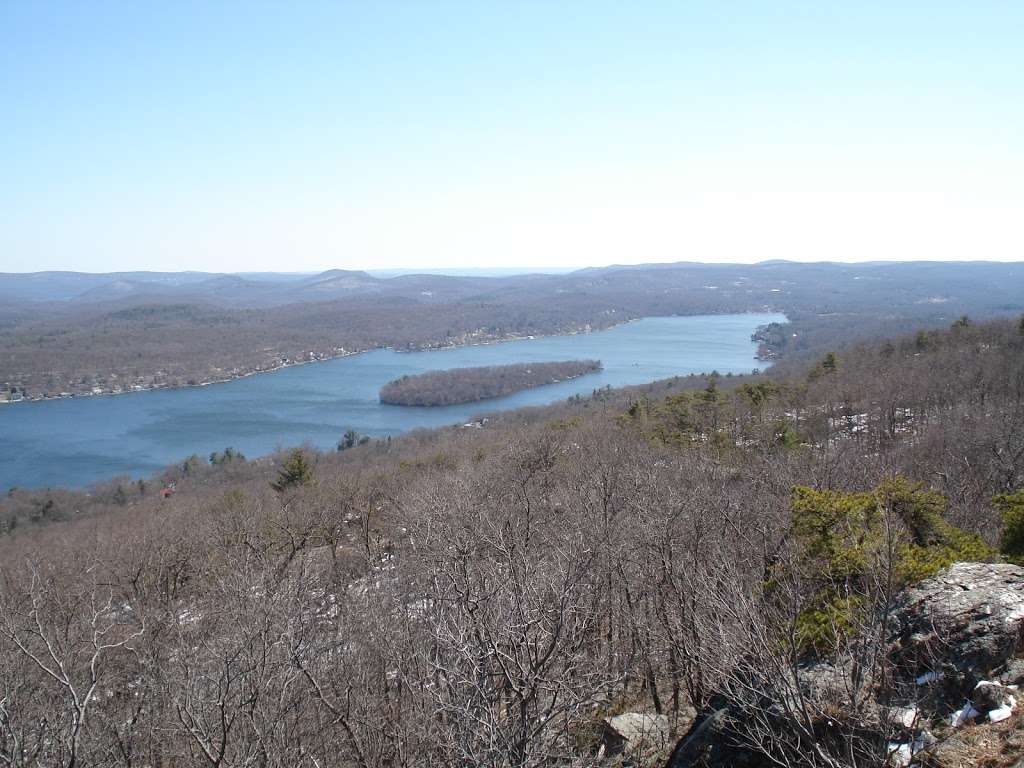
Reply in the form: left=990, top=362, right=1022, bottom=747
left=2, top=1, right=1022, bottom=273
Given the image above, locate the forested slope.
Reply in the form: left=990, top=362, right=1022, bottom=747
left=0, top=317, right=1022, bottom=766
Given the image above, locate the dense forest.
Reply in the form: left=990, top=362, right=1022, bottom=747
left=379, top=360, right=602, bottom=406
left=0, top=315, right=1022, bottom=766
left=2, top=260, right=1022, bottom=400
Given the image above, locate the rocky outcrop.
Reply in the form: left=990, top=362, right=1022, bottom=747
left=888, top=561, right=1024, bottom=698
left=665, top=562, right=1024, bottom=768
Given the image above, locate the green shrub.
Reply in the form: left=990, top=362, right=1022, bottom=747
left=995, top=491, right=1024, bottom=565
left=897, top=532, right=992, bottom=584
left=791, top=486, right=881, bottom=580
left=794, top=595, right=864, bottom=654
left=787, top=477, right=994, bottom=653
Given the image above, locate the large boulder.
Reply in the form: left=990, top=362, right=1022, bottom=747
left=887, top=561, right=1024, bottom=697
left=599, top=712, right=671, bottom=764
left=662, top=695, right=763, bottom=768
left=663, top=665, right=882, bottom=768
left=665, top=562, right=1024, bottom=768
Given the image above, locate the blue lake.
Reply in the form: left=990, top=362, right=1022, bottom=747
left=0, top=313, right=784, bottom=489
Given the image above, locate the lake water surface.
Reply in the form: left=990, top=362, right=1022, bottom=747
left=0, top=314, right=784, bottom=489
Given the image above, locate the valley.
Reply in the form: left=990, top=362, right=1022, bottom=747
left=3, top=261, right=1021, bottom=402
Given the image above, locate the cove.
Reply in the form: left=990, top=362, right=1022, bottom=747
left=0, top=313, right=785, bottom=490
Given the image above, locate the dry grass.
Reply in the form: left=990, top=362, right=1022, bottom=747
left=922, top=709, right=1024, bottom=768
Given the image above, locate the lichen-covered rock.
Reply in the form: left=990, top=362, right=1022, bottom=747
left=665, top=562, right=1024, bottom=768
left=888, top=562, right=1024, bottom=697
left=1001, top=658, right=1024, bottom=686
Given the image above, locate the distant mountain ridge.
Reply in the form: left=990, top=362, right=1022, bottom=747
left=4, top=260, right=1022, bottom=307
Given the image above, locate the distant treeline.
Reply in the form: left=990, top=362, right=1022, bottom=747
left=380, top=359, right=602, bottom=406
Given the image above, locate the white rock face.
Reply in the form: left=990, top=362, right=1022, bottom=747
left=886, top=705, right=919, bottom=728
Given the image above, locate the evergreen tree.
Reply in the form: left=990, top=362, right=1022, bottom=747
left=338, top=429, right=361, bottom=451
left=807, top=352, right=839, bottom=381
left=271, top=449, right=315, bottom=492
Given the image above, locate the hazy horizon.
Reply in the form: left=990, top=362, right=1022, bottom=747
left=2, top=257, right=1024, bottom=277
left=3, top=2, right=1022, bottom=273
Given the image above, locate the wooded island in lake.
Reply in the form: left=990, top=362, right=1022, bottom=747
left=379, top=359, right=602, bottom=406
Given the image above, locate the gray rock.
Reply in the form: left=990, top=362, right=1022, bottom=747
left=972, top=681, right=1013, bottom=715
left=601, top=712, right=671, bottom=764
left=888, top=562, right=1024, bottom=696
left=664, top=698, right=764, bottom=768
left=1000, top=658, right=1024, bottom=686
left=665, top=562, right=1024, bottom=768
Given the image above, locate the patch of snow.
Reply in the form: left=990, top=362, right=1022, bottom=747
left=950, top=702, right=979, bottom=727
left=887, top=742, right=912, bottom=767
left=916, top=671, right=943, bottom=685
left=989, top=695, right=1016, bottom=723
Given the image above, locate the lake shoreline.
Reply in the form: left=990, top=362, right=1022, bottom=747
left=1, top=321, right=629, bottom=406
left=2, top=312, right=784, bottom=407
left=0, top=313, right=787, bottom=491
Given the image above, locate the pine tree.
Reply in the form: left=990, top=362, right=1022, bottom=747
left=271, top=449, right=315, bottom=492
